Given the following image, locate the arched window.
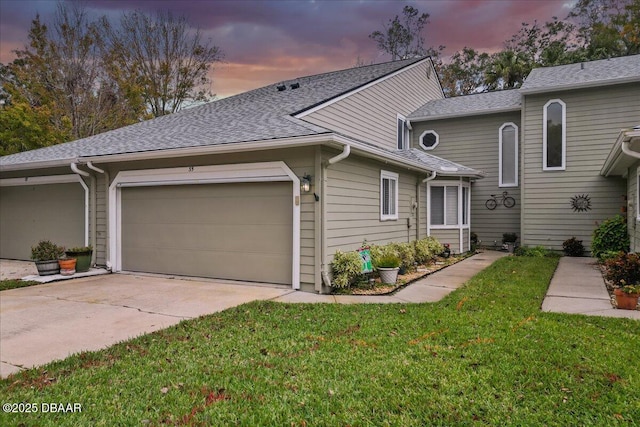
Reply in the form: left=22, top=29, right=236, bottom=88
left=543, top=99, right=566, bottom=170
left=499, top=123, right=518, bottom=187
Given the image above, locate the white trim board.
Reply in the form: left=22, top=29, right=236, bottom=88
left=108, top=161, right=301, bottom=289
left=0, top=174, right=89, bottom=247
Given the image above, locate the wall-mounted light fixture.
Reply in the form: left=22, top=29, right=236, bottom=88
left=301, top=174, right=312, bottom=192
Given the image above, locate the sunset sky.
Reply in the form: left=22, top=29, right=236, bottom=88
left=0, top=0, right=573, bottom=98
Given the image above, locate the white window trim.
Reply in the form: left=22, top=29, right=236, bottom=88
left=499, top=122, right=519, bottom=187
left=396, top=114, right=409, bottom=150
left=427, top=180, right=470, bottom=230
left=108, top=161, right=301, bottom=290
left=380, top=170, right=399, bottom=221
left=419, top=130, right=440, bottom=151
left=542, top=99, right=566, bottom=171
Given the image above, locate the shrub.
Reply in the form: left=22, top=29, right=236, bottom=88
left=414, top=237, right=444, bottom=264
left=331, top=250, right=363, bottom=289
left=598, top=250, right=625, bottom=263
left=562, top=237, right=585, bottom=257
left=502, top=233, right=518, bottom=243
left=603, top=252, right=640, bottom=287
left=375, top=254, right=401, bottom=269
left=514, top=245, right=559, bottom=258
left=388, top=242, right=416, bottom=272
left=30, top=240, right=65, bottom=261
left=591, top=215, right=629, bottom=259
left=470, top=232, right=479, bottom=251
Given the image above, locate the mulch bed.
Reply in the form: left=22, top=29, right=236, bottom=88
left=332, top=251, right=477, bottom=296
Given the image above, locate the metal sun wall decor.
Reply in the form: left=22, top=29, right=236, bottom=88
left=570, top=194, right=592, bottom=212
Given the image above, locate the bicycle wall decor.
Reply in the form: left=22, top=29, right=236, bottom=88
left=485, top=191, right=516, bottom=210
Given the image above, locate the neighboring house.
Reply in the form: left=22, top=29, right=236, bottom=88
left=1, top=55, right=639, bottom=293
left=410, top=54, right=640, bottom=252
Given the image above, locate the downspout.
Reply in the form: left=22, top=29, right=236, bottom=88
left=320, top=144, right=351, bottom=291
left=70, top=162, right=90, bottom=248
left=86, top=162, right=106, bottom=267
left=421, top=171, right=437, bottom=239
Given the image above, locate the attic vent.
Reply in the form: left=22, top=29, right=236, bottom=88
left=277, top=84, right=286, bottom=92
left=290, top=82, right=300, bottom=89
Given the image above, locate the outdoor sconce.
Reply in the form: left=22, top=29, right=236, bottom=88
left=301, top=174, right=312, bottom=192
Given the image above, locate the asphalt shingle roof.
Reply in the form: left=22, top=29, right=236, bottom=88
left=520, top=54, right=640, bottom=93
left=1, top=58, right=425, bottom=167
left=408, top=89, right=521, bottom=120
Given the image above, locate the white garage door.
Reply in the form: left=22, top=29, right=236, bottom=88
left=120, top=182, right=292, bottom=285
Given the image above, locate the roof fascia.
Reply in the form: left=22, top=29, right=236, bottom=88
left=294, top=57, right=432, bottom=119
left=0, top=158, right=78, bottom=173
left=409, top=106, right=521, bottom=122
left=601, top=128, right=640, bottom=176
left=520, top=76, right=640, bottom=95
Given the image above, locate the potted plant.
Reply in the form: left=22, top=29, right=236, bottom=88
left=31, top=240, right=65, bottom=276
left=502, top=232, right=518, bottom=253
left=58, top=257, right=77, bottom=276
left=65, top=246, right=93, bottom=272
left=613, top=284, right=640, bottom=310
left=375, top=254, right=401, bottom=284
left=441, top=243, right=451, bottom=259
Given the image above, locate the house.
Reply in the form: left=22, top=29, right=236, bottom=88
left=1, top=55, right=639, bottom=293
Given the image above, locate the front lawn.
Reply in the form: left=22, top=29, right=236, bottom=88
left=0, top=279, right=41, bottom=291
left=2, top=257, right=639, bottom=426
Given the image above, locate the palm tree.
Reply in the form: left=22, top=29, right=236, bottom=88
left=484, top=50, right=530, bottom=90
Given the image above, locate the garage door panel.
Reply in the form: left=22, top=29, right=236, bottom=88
left=121, top=182, right=293, bottom=285
left=0, top=184, right=85, bottom=260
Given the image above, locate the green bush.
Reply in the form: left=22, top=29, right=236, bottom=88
left=414, top=236, right=444, bottom=264
left=331, top=250, right=363, bottom=289
left=514, top=245, right=560, bottom=258
left=375, top=254, right=401, bottom=269
left=562, top=237, right=585, bottom=257
left=591, top=215, right=629, bottom=259
left=603, top=252, right=640, bottom=287
left=388, top=242, right=416, bottom=272
left=30, top=240, right=65, bottom=261
left=502, top=232, right=518, bottom=243
left=598, top=250, right=625, bottom=263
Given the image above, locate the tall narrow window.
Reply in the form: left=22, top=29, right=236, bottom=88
left=380, top=170, right=399, bottom=220
left=499, top=123, right=518, bottom=187
left=397, top=114, right=409, bottom=150
left=430, top=186, right=444, bottom=225
left=543, top=99, right=566, bottom=170
left=637, top=168, right=640, bottom=221
left=462, top=186, right=469, bottom=225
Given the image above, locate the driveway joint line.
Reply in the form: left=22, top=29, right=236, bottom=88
left=1, top=360, right=24, bottom=370
left=40, top=295, right=194, bottom=319
left=546, top=294, right=609, bottom=301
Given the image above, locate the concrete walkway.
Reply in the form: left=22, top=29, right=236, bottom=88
left=541, top=257, right=640, bottom=319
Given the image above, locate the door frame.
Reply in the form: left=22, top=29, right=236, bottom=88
left=108, top=162, right=301, bottom=289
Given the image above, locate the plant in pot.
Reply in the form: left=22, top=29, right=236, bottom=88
left=603, top=252, right=640, bottom=310
left=502, top=233, right=518, bottom=253
left=58, top=256, right=77, bottom=276
left=65, top=246, right=93, bottom=272
left=31, top=240, right=65, bottom=276
left=375, top=254, right=401, bottom=285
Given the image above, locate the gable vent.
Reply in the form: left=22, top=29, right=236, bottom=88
left=290, top=82, right=300, bottom=89
left=277, top=84, right=286, bottom=92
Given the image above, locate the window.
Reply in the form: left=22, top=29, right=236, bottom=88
left=419, top=130, right=439, bottom=150
left=430, top=183, right=470, bottom=226
left=543, top=99, right=566, bottom=170
left=380, top=170, right=399, bottom=220
left=397, top=114, right=409, bottom=150
left=499, top=123, right=518, bottom=187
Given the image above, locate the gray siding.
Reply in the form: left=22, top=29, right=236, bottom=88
left=521, top=84, right=639, bottom=251
left=324, top=150, right=420, bottom=258
left=95, top=147, right=317, bottom=288
left=411, top=113, right=522, bottom=248
left=429, top=229, right=459, bottom=252
left=629, top=162, right=640, bottom=252
left=302, top=60, right=443, bottom=150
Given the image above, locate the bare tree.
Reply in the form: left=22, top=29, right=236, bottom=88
left=99, top=11, right=223, bottom=117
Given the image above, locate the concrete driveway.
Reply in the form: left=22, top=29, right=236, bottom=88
left=0, top=274, right=292, bottom=377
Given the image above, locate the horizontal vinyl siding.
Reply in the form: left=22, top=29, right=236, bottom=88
left=325, top=151, right=419, bottom=258
left=412, top=113, right=522, bottom=248
left=100, top=147, right=317, bottom=288
left=429, top=229, right=459, bottom=252
left=522, top=84, right=639, bottom=251
left=302, top=60, right=443, bottom=150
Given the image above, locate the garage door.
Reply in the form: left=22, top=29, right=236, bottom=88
left=120, top=182, right=293, bottom=284
left=0, top=183, right=85, bottom=260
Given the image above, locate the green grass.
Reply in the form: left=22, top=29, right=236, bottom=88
left=0, top=279, right=41, bottom=291
left=1, top=257, right=639, bottom=426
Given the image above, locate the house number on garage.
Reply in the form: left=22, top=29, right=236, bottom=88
left=188, top=166, right=195, bottom=172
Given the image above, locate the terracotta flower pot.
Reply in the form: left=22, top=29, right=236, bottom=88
left=614, top=288, right=639, bottom=310
left=58, top=258, right=77, bottom=276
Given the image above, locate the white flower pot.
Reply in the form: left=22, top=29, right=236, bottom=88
left=378, top=267, right=399, bottom=284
